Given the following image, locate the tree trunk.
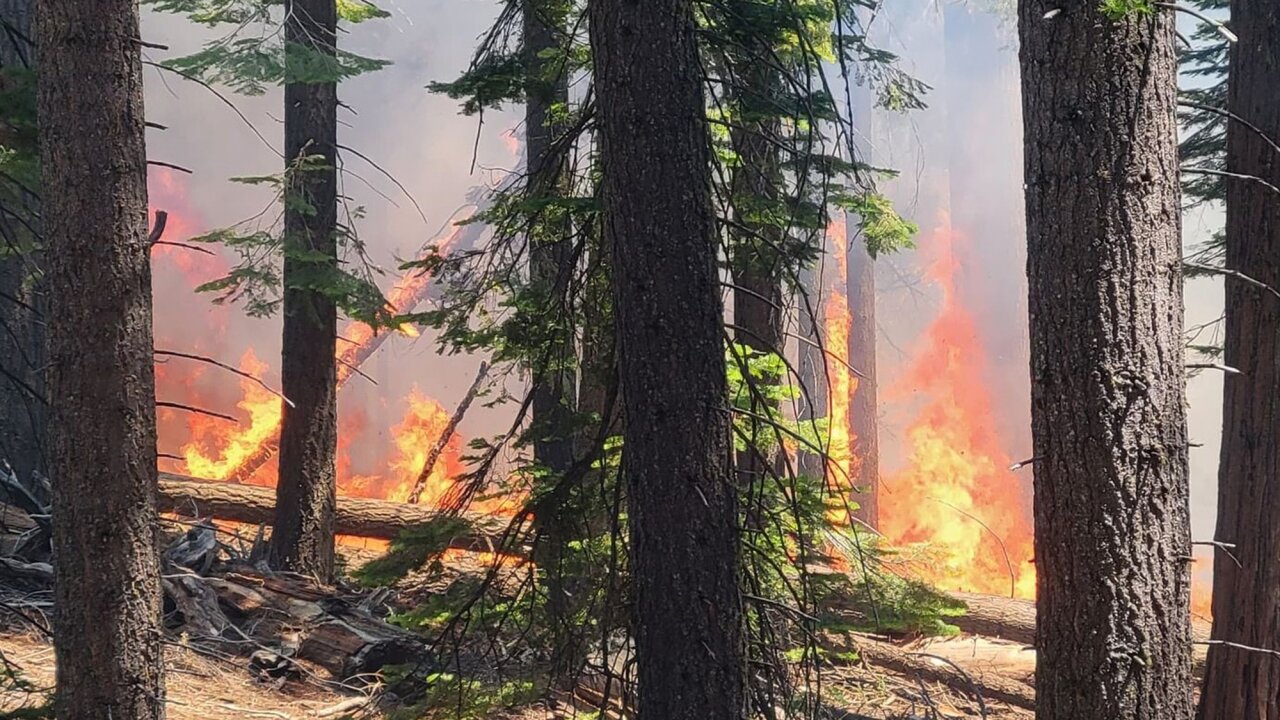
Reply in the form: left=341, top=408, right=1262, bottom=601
left=846, top=221, right=879, bottom=527
left=1197, top=1, right=1280, bottom=717
left=0, top=0, right=46, bottom=485
left=797, top=261, right=827, bottom=481
left=521, top=0, right=583, bottom=685
left=1019, top=3, right=1192, bottom=720
left=35, top=0, right=165, bottom=713
left=270, top=0, right=339, bottom=581
left=590, top=0, right=745, bottom=716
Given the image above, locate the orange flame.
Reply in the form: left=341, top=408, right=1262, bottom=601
left=879, top=216, right=1036, bottom=598
left=180, top=349, right=283, bottom=486
left=336, top=221, right=469, bottom=385
left=822, top=218, right=860, bottom=525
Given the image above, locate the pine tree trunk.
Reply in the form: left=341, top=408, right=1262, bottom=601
left=270, top=0, right=339, bottom=581
left=522, top=0, right=583, bottom=684
left=0, top=0, right=46, bottom=484
left=590, top=0, right=745, bottom=716
left=1019, top=3, right=1192, bottom=720
left=1196, top=1, right=1280, bottom=717
left=35, top=0, right=165, bottom=713
left=797, top=261, right=827, bottom=481
left=846, top=233, right=878, bottom=527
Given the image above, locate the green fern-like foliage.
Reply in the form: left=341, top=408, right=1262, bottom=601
left=353, top=516, right=479, bottom=587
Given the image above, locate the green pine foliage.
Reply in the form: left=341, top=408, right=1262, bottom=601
left=142, top=0, right=400, bottom=328
left=146, top=0, right=391, bottom=95
left=1180, top=0, right=1230, bottom=211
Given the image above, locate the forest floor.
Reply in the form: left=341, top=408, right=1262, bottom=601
left=0, top=626, right=1036, bottom=719
left=0, top=548, right=1036, bottom=720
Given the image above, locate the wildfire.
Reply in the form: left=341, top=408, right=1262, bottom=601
left=822, top=218, right=860, bottom=526
left=384, top=389, right=466, bottom=505
left=879, top=217, right=1037, bottom=598
left=334, top=220, right=469, bottom=386
left=181, top=349, right=282, bottom=486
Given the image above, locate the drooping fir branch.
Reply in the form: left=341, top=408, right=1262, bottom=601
left=1179, top=0, right=1229, bottom=212
left=144, top=0, right=392, bottom=95
left=143, top=0, right=405, bottom=329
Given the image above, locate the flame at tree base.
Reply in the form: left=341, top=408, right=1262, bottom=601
left=878, top=217, right=1036, bottom=598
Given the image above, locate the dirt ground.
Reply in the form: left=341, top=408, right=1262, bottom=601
left=0, top=631, right=378, bottom=719
left=0, top=628, right=1036, bottom=719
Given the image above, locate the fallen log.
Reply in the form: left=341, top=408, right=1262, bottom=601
left=157, top=473, right=509, bottom=549
left=950, top=592, right=1036, bottom=646
left=853, top=635, right=1036, bottom=711
left=950, top=592, right=1213, bottom=645
left=162, top=567, right=424, bottom=680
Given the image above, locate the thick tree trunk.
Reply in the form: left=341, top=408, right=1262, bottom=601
left=270, top=0, right=339, bottom=581
left=590, top=0, right=746, bottom=716
left=0, top=0, right=45, bottom=485
left=846, top=226, right=878, bottom=527
left=35, top=0, right=165, bottom=713
left=1019, top=3, right=1192, bottom=720
left=1197, top=2, right=1280, bottom=718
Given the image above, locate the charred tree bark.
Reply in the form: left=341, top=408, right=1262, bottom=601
left=270, top=0, right=339, bottom=581
left=521, top=0, right=583, bottom=686
left=1197, top=2, right=1280, bottom=718
left=0, top=0, right=46, bottom=484
left=1019, top=3, right=1192, bottom=720
left=35, top=0, right=165, bottom=713
left=590, top=0, right=746, bottom=716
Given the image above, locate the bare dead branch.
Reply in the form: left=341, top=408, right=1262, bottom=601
left=1197, top=640, right=1280, bottom=659
left=907, top=652, right=990, bottom=719
left=153, top=241, right=216, bottom=256
left=147, top=160, right=193, bottom=174
left=147, top=210, right=169, bottom=245
left=408, top=361, right=490, bottom=504
left=1182, top=166, right=1280, bottom=198
left=155, top=349, right=295, bottom=408
left=337, top=358, right=377, bottom=386
left=1188, top=362, right=1242, bottom=375
left=928, top=497, right=1016, bottom=599
left=1194, top=540, right=1242, bottom=568
left=1185, top=261, right=1280, bottom=301
left=1008, top=456, right=1040, bottom=471
left=156, top=401, right=238, bottom=424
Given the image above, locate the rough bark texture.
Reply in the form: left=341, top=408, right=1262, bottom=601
left=157, top=474, right=508, bottom=547
left=846, top=229, right=879, bottom=527
left=35, top=0, right=166, bottom=713
left=590, top=0, right=746, bottom=716
left=270, top=0, right=339, bottom=581
left=1019, top=3, right=1192, bottom=720
left=0, top=0, right=46, bottom=484
left=1197, top=2, right=1280, bottom=717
